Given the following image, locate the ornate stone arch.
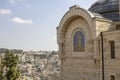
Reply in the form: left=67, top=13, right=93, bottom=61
left=57, top=5, right=94, bottom=44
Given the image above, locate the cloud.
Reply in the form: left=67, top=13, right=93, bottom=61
left=9, top=0, right=22, bottom=4
left=26, top=4, right=31, bottom=7
left=0, top=9, right=11, bottom=15
left=49, top=35, right=56, bottom=41
left=52, top=36, right=56, bottom=41
left=12, top=17, right=33, bottom=24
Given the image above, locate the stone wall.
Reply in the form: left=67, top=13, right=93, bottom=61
left=102, top=31, right=120, bottom=80
left=57, top=5, right=120, bottom=80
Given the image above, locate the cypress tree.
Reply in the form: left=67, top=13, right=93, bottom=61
left=1, top=49, right=20, bottom=80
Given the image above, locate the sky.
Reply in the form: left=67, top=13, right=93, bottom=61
left=0, top=0, right=97, bottom=51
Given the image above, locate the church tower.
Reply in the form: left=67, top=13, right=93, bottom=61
left=57, top=0, right=120, bottom=80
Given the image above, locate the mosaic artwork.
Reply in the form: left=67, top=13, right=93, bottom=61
left=73, top=31, right=85, bottom=52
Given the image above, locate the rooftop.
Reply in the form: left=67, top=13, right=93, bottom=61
left=89, top=0, right=120, bottom=21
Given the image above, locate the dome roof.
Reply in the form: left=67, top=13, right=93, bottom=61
left=89, top=0, right=120, bottom=21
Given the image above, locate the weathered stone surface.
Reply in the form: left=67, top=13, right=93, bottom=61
left=57, top=1, right=120, bottom=80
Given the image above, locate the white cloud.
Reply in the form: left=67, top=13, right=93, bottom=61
left=0, top=9, right=11, bottom=15
left=52, top=36, right=56, bottom=41
left=12, top=17, right=33, bottom=24
left=9, top=0, right=22, bottom=4
left=26, top=4, right=31, bottom=7
left=49, top=35, right=56, bottom=41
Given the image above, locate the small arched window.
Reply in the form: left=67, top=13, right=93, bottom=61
left=73, top=31, right=85, bottom=52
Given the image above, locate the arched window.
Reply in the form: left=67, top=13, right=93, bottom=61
left=73, top=31, right=85, bottom=52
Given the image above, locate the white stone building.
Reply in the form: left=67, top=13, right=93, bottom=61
left=57, top=0, right=120, bottom=80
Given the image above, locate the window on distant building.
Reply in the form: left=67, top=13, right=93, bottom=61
left=116, top=25, right=120, bottom=30
left=110, top=41, right=115, bottom=59
left=111, top=75, right=115, bottom=80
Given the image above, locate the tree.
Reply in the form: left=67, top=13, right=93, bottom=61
left=0, top=57, right=4, bottom=80
left=1, top=49, right=20, bottom=80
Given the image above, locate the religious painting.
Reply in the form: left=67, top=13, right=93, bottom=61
left=73, top=31, right=85, bottom=52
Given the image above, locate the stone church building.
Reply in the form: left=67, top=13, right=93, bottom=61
left=57, top=0, right=120, bottom=80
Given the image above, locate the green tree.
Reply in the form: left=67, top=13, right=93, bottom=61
left=2, top=49, right=20, bottom=80
left=0, top=57, right=4, bottom=80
